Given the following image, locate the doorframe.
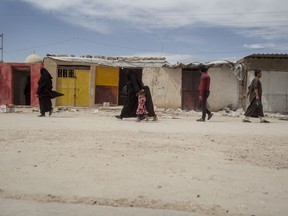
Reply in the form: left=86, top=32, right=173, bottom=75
left=12, top=66, right=31, bottom=105
left=181, top=68, right=201, bottom=111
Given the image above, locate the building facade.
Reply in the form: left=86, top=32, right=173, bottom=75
left=237, top=54, right=288, bottom=113
left=1, top=54, right=287, bottom=113
left=0, top=62, right=43, bottom=106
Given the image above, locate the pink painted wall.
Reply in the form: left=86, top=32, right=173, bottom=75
left=30, top=63, right=43, bottom=106
left=0, top=62, right=43, bottom=106
left=0, top=63, right=12, bottom=105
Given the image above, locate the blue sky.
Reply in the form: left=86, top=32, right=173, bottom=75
left=1, top=0, right=288, bottom=63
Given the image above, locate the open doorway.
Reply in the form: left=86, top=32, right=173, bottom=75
left=13, top=67, right=31, bottom=105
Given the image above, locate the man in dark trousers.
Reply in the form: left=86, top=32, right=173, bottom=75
left=197, top=66, right=213, bottom=122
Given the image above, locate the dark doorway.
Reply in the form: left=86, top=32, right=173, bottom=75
left=118, top=68, right=142, bottom=105
left=13, top=67, right=31, bottom=105
left=182, top=68, right=201, bottom=111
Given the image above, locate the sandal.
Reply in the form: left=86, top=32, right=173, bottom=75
left=260, top=119, right=270, bottom=123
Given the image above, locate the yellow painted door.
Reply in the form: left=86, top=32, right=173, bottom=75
left=75, top=69, right=90, bottom=106
left=56, top=76, right=75, bottom=106
left=56, top=68, right=90, bottom=107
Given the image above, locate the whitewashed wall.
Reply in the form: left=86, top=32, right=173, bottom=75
left=143, top=66, right=239, bottom=111
left=208, top=66, right=239, bottom=111
left=142, top=67, right=182, bottom=109
left=247, top=70, right=288, bottom=113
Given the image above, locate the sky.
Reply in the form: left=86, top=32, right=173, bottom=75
left=1, top=0, right=288, bottom=64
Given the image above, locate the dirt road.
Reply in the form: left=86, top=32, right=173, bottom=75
left=0, top=108, right=288, bottom=216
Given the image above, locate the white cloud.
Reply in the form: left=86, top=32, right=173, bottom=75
left=163, top=54, right=196, bottom=64
left=235, top=26, right=288, bottom=41
left=20, top=0, right=288, bottom=35
left=244, top=44, right=266, bottom=49
left=18, top=0, right=288, bottom=60
left=243, top=43, right=276, bottom=49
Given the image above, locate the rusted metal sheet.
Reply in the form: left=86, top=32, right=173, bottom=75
left=181, top=69, right=200, bottom=111
left=95, top=85, right=118, bottom=105
left=182, top=90, right=199, bottom=111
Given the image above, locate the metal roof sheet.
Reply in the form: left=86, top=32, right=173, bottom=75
left=244, top=53, right=288, bottom=59
left=46, top=55, right=167, bottom=68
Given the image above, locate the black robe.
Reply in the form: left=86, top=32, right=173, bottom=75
left=143, top=85, right=156, bottom=117
left=37, top=68, right=63, bottom=114
left=120, top=72, right=156, bottom=118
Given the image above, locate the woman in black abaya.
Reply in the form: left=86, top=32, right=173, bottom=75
left=115, top=71, right=157, bottom=120
left=37, top=68, right=63, bottom=117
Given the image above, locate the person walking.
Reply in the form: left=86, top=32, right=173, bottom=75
left=197, top=66, right=213, bottom=122
left=115, top=71, right=143, bottom=119
left=115, top=70, right=157, bottom=120
left=243, top=69, right=269, bottom=123
left=36, top=68, right=63, bottom=117
left=135, top=89, right=148, bottom=122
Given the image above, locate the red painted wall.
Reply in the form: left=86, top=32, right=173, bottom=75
left=0, top=63, right=12, bottom=104
left=30, top=63, right=43, bottom=106
left=0, top=62, right=43, bottom=106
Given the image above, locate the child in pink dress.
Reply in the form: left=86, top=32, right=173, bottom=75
left=136, top=89, right=148, bottom=122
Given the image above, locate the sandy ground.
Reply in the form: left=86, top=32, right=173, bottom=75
left=0, top=107, right=288, bottom=216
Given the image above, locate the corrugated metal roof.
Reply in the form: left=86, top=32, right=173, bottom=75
left=244, top=53, right=288, bottom=59
left=165, top=60, right=235, bottom=69
left=46, top=53, right=288, bottom=69
left=46, top=55, right=167, bottom=68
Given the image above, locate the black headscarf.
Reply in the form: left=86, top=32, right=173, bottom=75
left=126, top=71, right=143, bottom=95
left=37, top=68, right=53, bottom=96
